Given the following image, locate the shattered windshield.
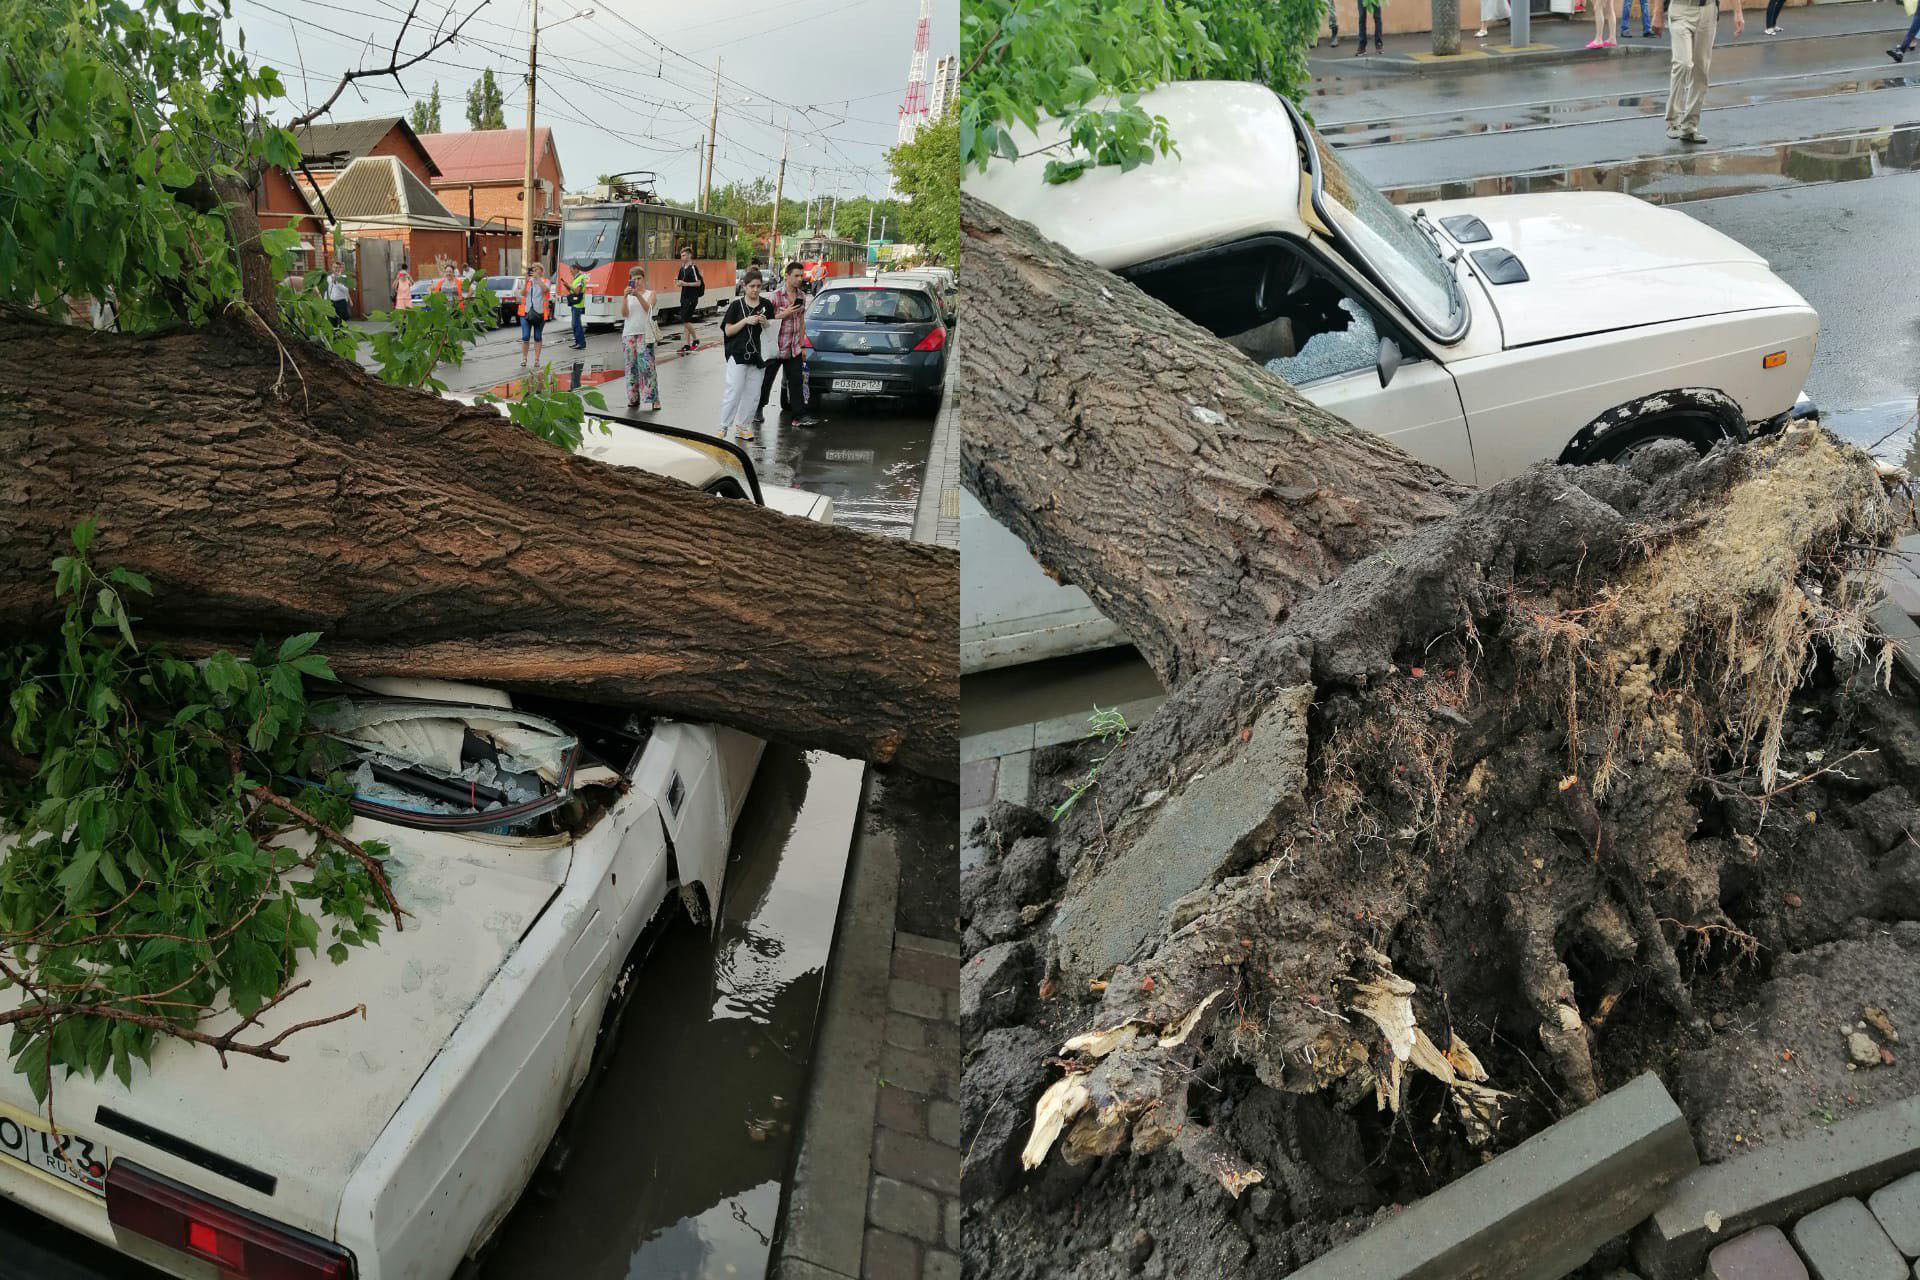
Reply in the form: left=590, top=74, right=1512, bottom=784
left=1304, top=129, right=1464, bottom=340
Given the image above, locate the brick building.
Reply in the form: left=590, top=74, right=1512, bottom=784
left=419, top=128, right=565, bottom=268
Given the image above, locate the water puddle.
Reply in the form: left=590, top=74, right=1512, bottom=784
left=739, top=401, right=938, bottom=540
left=477, top=747, right=865, bottom=1280
left=1825, top=399, right=1920, bottom=468
left=1324, top=67, right=1920, bottom=147
left=1382, top=120, right=1920, bottom=204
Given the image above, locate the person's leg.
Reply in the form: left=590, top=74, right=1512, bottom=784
left=532, top=320, right=543, bottom=368
left=639, top=342, right=660, bottom=409
left=1641, top=0, right=1654, bottom=35
left=1901, top=8, right=1920, bottom=52
left=757, top=356, right=779, bottom=414
left=718, top=358, right=745, bottom=434
left=572, top=305, right=585, bottom=349
left=625, top=336, right=641, bottom=408
left=1684, top=6, right=1715, bottom=137
left=519, top=315, right=530, bottom=364
left=1664, top=12, right=1691, bottom=135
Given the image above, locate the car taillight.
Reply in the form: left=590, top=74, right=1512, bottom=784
left=912, top=325, right=947, bottom=353
left=107, top=1161, right=355, bottom=1279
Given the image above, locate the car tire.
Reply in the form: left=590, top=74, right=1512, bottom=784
left=1566, top=412, right=1737, bottom=467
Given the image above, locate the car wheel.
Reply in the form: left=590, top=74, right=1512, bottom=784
left=1567, top=413, right=1737, bottom=467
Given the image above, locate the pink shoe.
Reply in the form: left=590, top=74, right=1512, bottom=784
left=1586, top=37, right=1605, bottom=47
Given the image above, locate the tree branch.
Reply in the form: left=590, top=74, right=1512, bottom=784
left=284, top=0, right=486, bottom=131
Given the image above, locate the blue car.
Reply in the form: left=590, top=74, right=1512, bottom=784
left=801, top=278, right=948, bottom=414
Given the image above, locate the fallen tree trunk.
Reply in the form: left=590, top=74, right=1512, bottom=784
left=0, top=304, right=957, bottom=780
left=956, top=191, right=1911, bottom=1269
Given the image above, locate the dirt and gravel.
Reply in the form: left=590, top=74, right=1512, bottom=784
left=961, top=435, right=1920, bottom=1279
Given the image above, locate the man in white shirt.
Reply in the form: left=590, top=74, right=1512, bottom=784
left=327, top=270, right=352, bottom=326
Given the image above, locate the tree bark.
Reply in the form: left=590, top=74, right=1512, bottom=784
left=956, top=193, right=1466, bottom=689
left=0, top=304, right=957, bottom=780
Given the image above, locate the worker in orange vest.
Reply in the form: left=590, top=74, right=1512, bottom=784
left=518, top=262, right=554, bottom=369
left=427, top=260, right=466, bottom=303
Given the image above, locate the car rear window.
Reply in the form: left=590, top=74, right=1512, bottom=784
left=811, top=288, right=935, bottom=324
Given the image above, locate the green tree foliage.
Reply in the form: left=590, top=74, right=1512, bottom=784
left=0, top=525, right=396, bottom=1101
left=466, top=69, right=506, bottom=130
left=410, top=81, right=443, bottom=134
left=888, top=116, right=960, bottom=264
left=0, top=0, right=603, bottom=1094
left=959, top=0, right=1319, bottom=182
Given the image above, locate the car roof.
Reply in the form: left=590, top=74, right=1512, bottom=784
left=821, top=276, right=933, bottom=294
left=962, top=81, right=1308, bottom=272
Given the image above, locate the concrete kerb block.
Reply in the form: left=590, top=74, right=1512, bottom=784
left=1635, top=1093, right=1920, bottom=1280
left=1288, top=1073, right=1697, bottom=1280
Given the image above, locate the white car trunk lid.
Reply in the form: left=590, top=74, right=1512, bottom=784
left=1425, top=192, right=1807, bottom=349
left=0, top=832, right=561, bottom=1242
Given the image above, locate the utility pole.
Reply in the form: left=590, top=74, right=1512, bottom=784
left=521, top=0, right=540, bottom=271
left=769, top=116, right=789, bottom=265
left=700, top=57, right=721, bottom=212
left=827, top=194, right=836, bottom=238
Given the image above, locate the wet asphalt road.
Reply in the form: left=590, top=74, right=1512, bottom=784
left=403, top=312, right=940, bottom=540
left=1321, top=20, right=1920, bottom=455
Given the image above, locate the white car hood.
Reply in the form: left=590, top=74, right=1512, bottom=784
left=1425, top=192, right=1810, bottom=349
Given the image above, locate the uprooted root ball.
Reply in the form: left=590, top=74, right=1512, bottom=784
left=964, top=430, right=1919, bottom=1273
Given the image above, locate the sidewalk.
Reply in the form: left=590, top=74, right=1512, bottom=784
left=771, top=374, right=962, bottom=1280
left=1312, top=0, right=1899, bottom=75
left=910, top=354, right=960, bottom=550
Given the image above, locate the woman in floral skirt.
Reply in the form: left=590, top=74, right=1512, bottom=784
left=622, top=267, right=661, bottom=412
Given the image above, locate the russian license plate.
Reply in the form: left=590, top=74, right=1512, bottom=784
left=834, top=378, right=884, bottom=393
left=0, top=1113, right=109, bottom=1197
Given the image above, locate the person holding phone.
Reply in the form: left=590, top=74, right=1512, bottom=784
left=621, top=267, right=661, bottom=412
left=758, top=261, right=814, bottom=426
left=718, top=270, right=776, bottom=441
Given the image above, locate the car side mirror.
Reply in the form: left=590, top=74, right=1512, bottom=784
left=1377, top=335, right=1402, bottom=389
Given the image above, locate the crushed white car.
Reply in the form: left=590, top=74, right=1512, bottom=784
left=961, top=80, right=1820, bottom=671
left=0, top=420, right=830, bottom=1279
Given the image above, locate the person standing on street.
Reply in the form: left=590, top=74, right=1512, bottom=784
left=1354, top=0, right=1382, bottom=53
left=428, top=259, right=466, bottom=303
left=327, top=268, right=352, bottom=326
left=718, top=270, right=776, bottom=442
left=1655, top=0, right=1742, bottom=143
left=518, top=262, right=554, bottom=369
left=1588, top=0, right=1619, bottom=48
left=1478, top=0, right=1509, bottom=41
left=758, top=261, right=815, bottom=426
left=621, top=267, right=661, bottom=413
left=563, top=267, right=588, bottom=349
left=1621, top=0, right=1654, bottom=39
left=393, top=264, right=413, bottom=311
left=675, top=245, right=704, bottom=354
left=1762, top=0, right=1787, bottom=34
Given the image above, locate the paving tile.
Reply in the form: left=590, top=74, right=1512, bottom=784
left=959, top=757, right=997, bottom=810
left=874, top=1127, right=961, bottom=1197
left=1706, top=1225, right=1808, bottom=1279
left=869, top=1175, right=940, bottom=1243
left=995, top=749, right=1033, bottom=807
left=877, top=1085, right=925, bottom=1137
left=880, top=1042, right=949, bottom=1097
left=891, top=947, right=959, bottom=991
left=943, top=1200, right=960, bottom=1252
left=923, top=1250, right=960, bottom=1280
left=1873, top=1171, right=1920, bottom=1257
left=884, top=1011, right=927, bottom=1051
left=888, top=978, right=947, bottom=1020
left=1793, top=1198, right=1906, bottom=1280
left=927, top=1099, right=961, bottom=1148
left=863, top=1228, right=920, bottom=1280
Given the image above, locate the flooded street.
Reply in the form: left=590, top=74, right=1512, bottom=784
left=477, top=747, right=864, bottom=1280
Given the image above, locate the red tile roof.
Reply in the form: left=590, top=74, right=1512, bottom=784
left=417, top=128, right=562, bottom=187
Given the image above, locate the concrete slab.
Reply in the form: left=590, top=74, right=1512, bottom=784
left=1289, top=1073, right=1698, bottom=1280
left=1636, top=1093, right=1920, bottom=1280
left=1049, top=685, right=1314, bottom=980
left=776, top=770, right=894, bottom=1280
left=1792, top=1197, right=1906, bottom=1280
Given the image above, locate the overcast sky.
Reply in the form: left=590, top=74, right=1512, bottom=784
left=227, top=0, right=958, bottom=205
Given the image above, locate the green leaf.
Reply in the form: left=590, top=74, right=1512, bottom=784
left=277, top=632, right=321, bottom=662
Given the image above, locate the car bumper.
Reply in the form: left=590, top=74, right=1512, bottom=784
left=1755, top=392, right=1819, bottom=436
left=805, top=350, right=946, bottom=397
